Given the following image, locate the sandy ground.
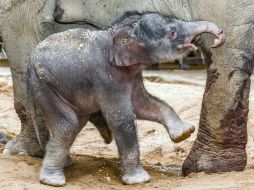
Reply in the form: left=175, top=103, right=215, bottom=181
left=1, top=68, right=254, bottom=189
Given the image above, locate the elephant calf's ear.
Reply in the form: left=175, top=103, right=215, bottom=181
left=110, top=30, right=151, bottom=67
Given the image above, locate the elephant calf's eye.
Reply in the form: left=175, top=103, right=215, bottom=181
left=167, top=27, right=177, bottom=41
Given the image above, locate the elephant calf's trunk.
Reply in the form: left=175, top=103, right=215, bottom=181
left=187, top=21, right=225, bottom=48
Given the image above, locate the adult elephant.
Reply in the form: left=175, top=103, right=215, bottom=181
left=0, top=0, right=253, bottom=176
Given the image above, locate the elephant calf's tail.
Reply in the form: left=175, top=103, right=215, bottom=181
left=27, top=63, right=45, bottom=153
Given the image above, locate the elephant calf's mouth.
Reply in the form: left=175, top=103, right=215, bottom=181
left=177, top=30, right=225, bottom=52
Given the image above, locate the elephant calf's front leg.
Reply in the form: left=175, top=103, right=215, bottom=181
left=132, top=79, right=195, bottom=143
left=106, top=109, right=150, bottom=184
left=100, top=91, right=150, bottom=185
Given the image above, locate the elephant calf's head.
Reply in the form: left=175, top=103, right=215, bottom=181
left=109, top=12, right=225, bottom=67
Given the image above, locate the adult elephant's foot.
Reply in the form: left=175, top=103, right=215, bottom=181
left=3, top=101, right=49, bottom=157
left=3, top=115, right=49, bottom=157
left=122, top=165, right=150, bottom=185
left=182, top=141, right=247, bottom=176
left=3, top=134, right=44, bottom=158
left=169, top=123, right=195, bottom=143
left=40, top=168, right=66, bottom=187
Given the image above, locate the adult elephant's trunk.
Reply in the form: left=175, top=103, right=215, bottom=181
left=184, top=21, right=225, bottom=48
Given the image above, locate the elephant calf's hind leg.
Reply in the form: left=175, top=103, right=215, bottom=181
left=89, top=112, right=112, bottom=144
left=37, top=90, right=87, bottom=186
left=40, top=114, right=86, bottom=186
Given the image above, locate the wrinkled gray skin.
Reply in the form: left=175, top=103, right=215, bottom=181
left=28, top=12, right=223, bottom=186
left=0, top=0, right=253, bottom=178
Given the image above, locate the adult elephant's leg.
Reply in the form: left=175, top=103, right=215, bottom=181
left=182, top=27, right=254, bottom=174
left=1, top=0, right=56, bottom=156
left=4, top=72, right=49, bottom=157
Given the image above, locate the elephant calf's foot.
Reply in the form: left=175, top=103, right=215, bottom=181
left=122, top=166, right=150, bottom=185
left=39, top=168, right=66, bottom=187
left=169, top=123, right=195, bottom=143
left=3, top=136, right=44, bottom=157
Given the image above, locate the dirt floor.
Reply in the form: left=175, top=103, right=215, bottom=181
left=1, top=68, right=254, bottom=189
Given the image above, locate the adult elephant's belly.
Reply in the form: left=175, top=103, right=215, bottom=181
left=55, top=0, right=154, bottom=28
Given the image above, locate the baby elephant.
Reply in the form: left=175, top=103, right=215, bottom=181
left=27, top=12, right=225, bottom=186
